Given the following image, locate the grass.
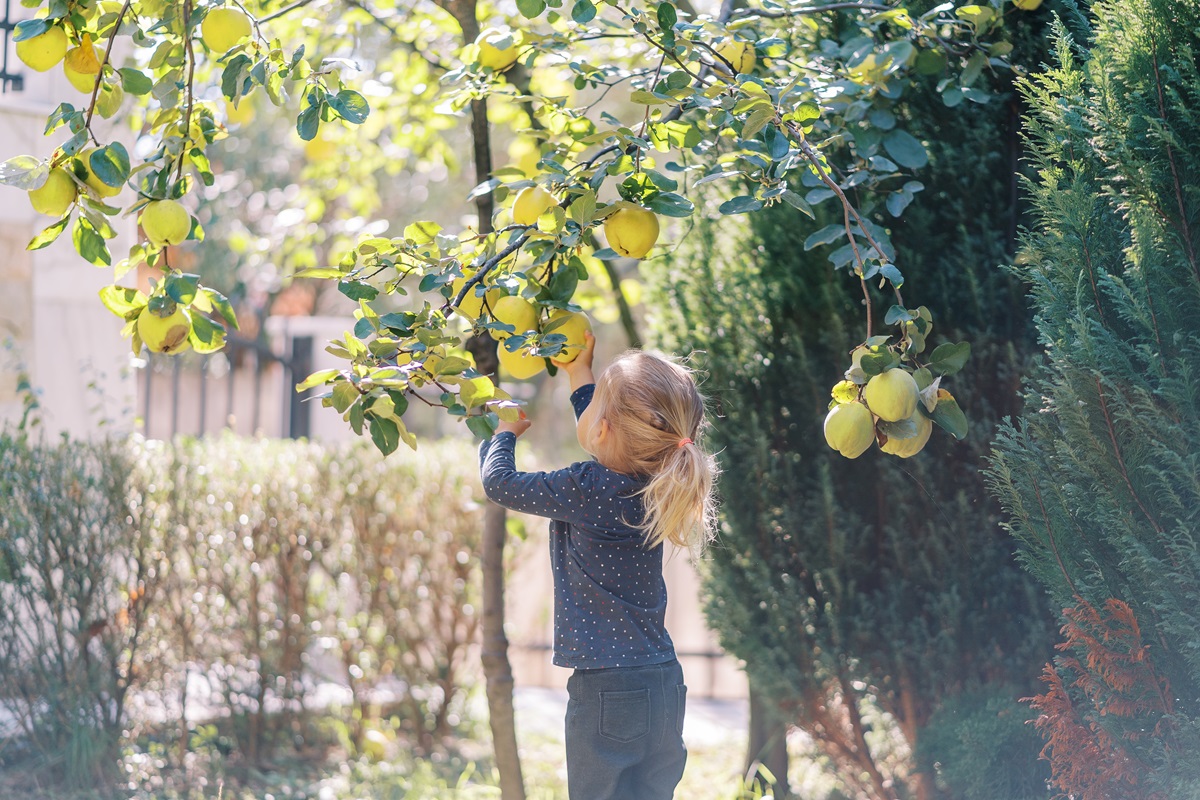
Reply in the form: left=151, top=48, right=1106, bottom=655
left=1, top=690, right=847, bottom=800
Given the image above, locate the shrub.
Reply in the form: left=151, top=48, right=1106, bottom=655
left=0, top=431, right=488, bottom=790
left=0, top=432, right=162, bottom=790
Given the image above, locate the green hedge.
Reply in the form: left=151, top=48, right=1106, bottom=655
left=0, top=432, right=487, bottom=792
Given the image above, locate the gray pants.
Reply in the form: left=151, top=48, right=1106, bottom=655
left=564, top=659, right=688, bottom=800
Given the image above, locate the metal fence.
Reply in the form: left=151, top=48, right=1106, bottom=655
left=138, top=334, right=313, bottom=440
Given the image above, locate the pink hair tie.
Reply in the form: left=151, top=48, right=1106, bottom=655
left=677, top=438, right=693, bottom=448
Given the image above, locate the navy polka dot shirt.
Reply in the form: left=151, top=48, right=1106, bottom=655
left=479, top=384, right=676, bottom=670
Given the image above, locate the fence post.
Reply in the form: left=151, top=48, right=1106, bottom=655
left=287, top=336, right=312, bottom=439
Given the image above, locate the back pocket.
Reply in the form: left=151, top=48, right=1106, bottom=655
left=599, top=688, right=650, bottom=742
left=676, top=684, right=688, bottom=735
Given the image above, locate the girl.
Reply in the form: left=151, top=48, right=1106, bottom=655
left=479, top=332, right=719, bottom=800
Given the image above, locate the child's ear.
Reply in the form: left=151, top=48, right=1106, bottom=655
left=595, top=417, right=610, bottom=443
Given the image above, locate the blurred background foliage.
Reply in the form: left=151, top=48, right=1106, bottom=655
left=0, top=432, right=486, bottom=797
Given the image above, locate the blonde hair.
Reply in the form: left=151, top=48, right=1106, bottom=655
left=589, top=351, right=719, bottom=554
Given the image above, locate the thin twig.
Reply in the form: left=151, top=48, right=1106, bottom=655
left=737, top=1, right=889, bottom=17
left=175, top=0, right=196, bottom=189
left=258, top=0, right=318, bottom=24
left=342, top=0, right=451, bottom=72
left=84, top=0, right=135, bottom=141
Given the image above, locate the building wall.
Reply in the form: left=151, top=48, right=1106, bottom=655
left=0, top=52, right=136, bottom=438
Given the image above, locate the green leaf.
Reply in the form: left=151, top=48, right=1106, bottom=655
left=72, top=218, right=110, bottom=266
left=118, top=67, right=153, bottom=95
left=338, top=280, right=379, bottom=302
left=292, top=267, right=346, bottom=279
left=164, top=272, right=200, bottom=305
left=882, top=130, right=928, bottom=169
left=516, top=0, right=546, bottom=17
left=0, top=155, right=48, bottom=190
left=860, top=352, right=897, bottom=376
left=89, top=143, right=131, bottom=188
left=296, top=368, right=339, bottom=392
left=928, top=341, right=971, bottom=376
left=932, top=395, right=968, bottom=439
left=189, top=313, right=226, bottom=354
left=369, top=415, right=400, bottom=455
left=202, top=287, right=239, bottom=329
left=549, top=265, right=579, bottom=301
left=221, top=53, right=253, bottom=98
left=98, top=285, right=147, bottom=318
left=404, top=220, right=442, bottom=244
left=646, top=192, right=694, bottom=218
left=719, top=196, right=763, bottom=215
left=331, top=381, right=359, bottom=414
left=884, top=305, right=911, bottom=325
left=296, top=105, right=320, bottom=141
left=13, top=19, right=50, bottom=42
left=656, top=1, right=677, bottom=29
left=568, top=190, right=597, bottom=224
left=329, top=90, right=370, bottom=124
left=466, top=414, right=498, bottom=440
left=28, top=216, right=70, bottom=251
left=804, top=223, right=845, bottom=251
left=781, top=190, right=814, bottom=218
left=572, top=0, right=597, bottom=23
left=879, top=263, right=904, bottom=287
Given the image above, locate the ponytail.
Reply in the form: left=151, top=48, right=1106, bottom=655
left=589, top=351, right=720, bottom=555
left=638, top=438, right=719, bottom=555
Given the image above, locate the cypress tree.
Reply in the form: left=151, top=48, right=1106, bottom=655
left=985, top=1, right=1200, bottom=793
left=649, top=11, right=1057, bottom=797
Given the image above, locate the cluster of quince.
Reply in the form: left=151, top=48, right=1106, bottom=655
left=450, top=278, right=591, bottom=379
left=823, top=307, right=967, bottom=459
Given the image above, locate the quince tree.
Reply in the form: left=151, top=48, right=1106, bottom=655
left=0, top=0, right=1036, bottom=459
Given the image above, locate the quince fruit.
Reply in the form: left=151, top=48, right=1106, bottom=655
left=880, top=413, right=932, bottom=458
left=450, top=272, right=501, bottom=320
left=489, top=296, right=538, bottom=341
left=138, top=303, right=192, bottom=354
left=716, top=39, right=756, bottom=75
left=507, top=136, right=541, bottom=177
left=863, top=368, right=919, bottom=423
left=202, top=7, right=251, bottom=53
left=474, top=28, right=519, bottom=71
left=512, top=186, right=556, bottom=226
left=824, top=401, right=875, bottom=459
left=74, top=149, right=122, bottom=198
left=603, top=206, right=660, bottom=259
left=16, top=25, right=68, bottom=72
left=63, top=36, right=102, bottom=93
left=141, top=199, right=191, bottom=248
left=546, top=309, right=591, bottom=363
left=1012, top=0, right=1043, bottom=9
left=28, top=168, right=77, bottom=217
left=225, top=98, right=255, bottom=126
left=498, top=344, right=546, bottom=380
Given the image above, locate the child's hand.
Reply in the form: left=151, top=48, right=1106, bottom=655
left=496, top=411, right=531, bottom=438
left=552, top=331, right=596, bottom=376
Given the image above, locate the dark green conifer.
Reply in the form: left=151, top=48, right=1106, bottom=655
left=986, top=1, right=1200, bottom=792
left=650, top=9, right=1057, bottom=796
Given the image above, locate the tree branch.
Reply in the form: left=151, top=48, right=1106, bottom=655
left=737, top=1, right=889, bottom=18
left=343, top=0, right=452, bottom=72
left=258, top=0, right=318, bottom=24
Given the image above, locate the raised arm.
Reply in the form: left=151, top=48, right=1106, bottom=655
left=479, top=432, right=593, bottom=522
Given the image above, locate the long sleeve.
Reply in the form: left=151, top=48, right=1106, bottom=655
left=570, top=383, right=595, bottom=418
left=479, top=432, right=594, bottom=522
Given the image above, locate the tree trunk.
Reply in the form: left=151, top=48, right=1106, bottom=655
left=438, top=2, right=526, bottom=795
left=746, top=678, right=790, bottom=799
